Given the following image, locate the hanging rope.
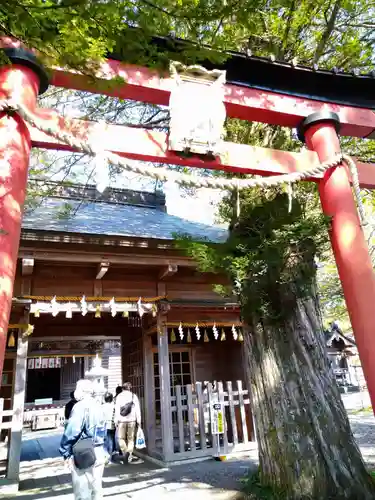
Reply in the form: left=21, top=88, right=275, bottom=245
left=0, top=99, right=366, bottom=223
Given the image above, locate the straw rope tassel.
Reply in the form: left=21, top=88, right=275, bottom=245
left=220, top=328, right=226, bottom=341
left=170, top=328, right=177, bottom=343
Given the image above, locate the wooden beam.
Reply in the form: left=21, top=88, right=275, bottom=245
left=17, top=249, right=195, bottom=268
left=29, top=110, right=320, bottom=176
left=21, top=258, right=34, bottom=276
left=20, top=277, right=32, bottom=296
left=49, top=60, right=375, bottom=139
left=159, top=264, right=178, bottom=280
left=96, top=261, right=109, bottom=280
left=0, top=38, right=373, bottom=138
left=28, top=112, right=375, bottom=188
left=20, top=228, right=175, bottom=250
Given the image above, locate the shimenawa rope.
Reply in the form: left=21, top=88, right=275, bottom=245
left=0, top=99, right=366, bottom=224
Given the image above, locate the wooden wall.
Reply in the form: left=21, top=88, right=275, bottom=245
left=101, top=344, right=122, bottom=395
left=60, top=358, right=84, bottom=401
left=13, top=262, right=230, bottom=303
left=29, top=314, right=130, bottom=338
left=194, top=341, right=244, bottom=383
left=166, top=308, right=240, bottom=325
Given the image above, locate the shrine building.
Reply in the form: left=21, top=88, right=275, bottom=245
left=3, top=181, right=254, bottom=474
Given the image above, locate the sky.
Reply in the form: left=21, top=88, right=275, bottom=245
left=109, top=172, right=226, bottom=227
left=35, top=89, right=227, bottom=229
left=165, top=183, right=225, bottom=226
left=30, top=148, right=226, bottom=228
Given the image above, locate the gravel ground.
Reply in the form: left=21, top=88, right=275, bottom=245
left=17, top=431, right=258, bottom=500
left=12, top=392, right=375, bottom=500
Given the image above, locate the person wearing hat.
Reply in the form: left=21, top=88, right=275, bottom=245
left=59, top=379, right=108, bottom=499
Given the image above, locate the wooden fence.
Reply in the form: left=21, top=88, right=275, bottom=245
left=169, top=380, right=255, bottom=460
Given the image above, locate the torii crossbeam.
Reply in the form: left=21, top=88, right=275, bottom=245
left=1, top=42, right=375, bottom=413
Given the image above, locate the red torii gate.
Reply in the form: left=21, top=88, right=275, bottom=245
left=1, top=46, right=375, bottom=410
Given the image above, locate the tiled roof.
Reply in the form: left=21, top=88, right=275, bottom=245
left=22, top=198, right=228, bottom=243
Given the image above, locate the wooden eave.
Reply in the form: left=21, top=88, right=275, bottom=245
left=19, top=229, right=197, bottom=268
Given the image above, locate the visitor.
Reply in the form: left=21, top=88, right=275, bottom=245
left=59, top=379, right=108, bottom=499
left=114, top=385, right=122, bottom=400
left=113, top=385, right=123, bottom=455
left=64, top=391, right=77, bottom=421
left=102, top=392, right=115, bottom=461
left=114, top=382, right=141, bottom=464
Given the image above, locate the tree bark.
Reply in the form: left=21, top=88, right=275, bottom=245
left=242, top=294, right=375, bottom=499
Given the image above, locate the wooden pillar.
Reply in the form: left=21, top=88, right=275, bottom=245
left=300, top=111, right=375, bottom=413
left=0, top=49, right=48, bottom=384
left=142, top=332, right=156, bottom=452
left=7, top=315, right=29, bottom=481
left=157, top=314, right=173, bottom=461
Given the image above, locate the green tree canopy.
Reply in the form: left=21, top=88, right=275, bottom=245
left=1, top=0, right=375, bottom=70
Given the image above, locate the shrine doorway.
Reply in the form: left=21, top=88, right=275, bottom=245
left=26, top=368, right=61, bottom=403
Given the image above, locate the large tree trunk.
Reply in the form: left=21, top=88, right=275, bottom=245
left=243, top=296, right=375, bottom=499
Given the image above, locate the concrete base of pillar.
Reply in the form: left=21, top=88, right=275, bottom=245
left=0, top=478, right=18, bottom=497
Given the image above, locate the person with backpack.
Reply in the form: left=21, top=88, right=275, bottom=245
left=59, top=379, right=108, bottom=499
left=114, top=382, right=141, bottom=464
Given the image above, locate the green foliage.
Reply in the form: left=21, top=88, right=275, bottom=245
left=317, top=256, right=350, bottom=328
left=178, top=183, right=330, bottom=324
left=1, top=0, right=375, bottom=72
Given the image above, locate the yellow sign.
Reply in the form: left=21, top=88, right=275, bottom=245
left=211, top=402, right=224, bottom=435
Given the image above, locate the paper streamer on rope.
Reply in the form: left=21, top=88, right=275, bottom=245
left=213, top=323, right=219, bottom=340
left=51, top=296, right=59, bottom=317
left=195, top=323, right=201, bottom=340
left=231, top=324, right=238, bottom=340
left=80, top=296, right=88, bottom=316
left=109, top=297, right=117, bottom=317
left=66, top=302, right=73, bottom=319
left=178, top=322, right=184, bottom=340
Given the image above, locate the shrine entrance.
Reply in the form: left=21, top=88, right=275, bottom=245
left=20, top=309, right=133, bottom=432
left=26, top=368, right=61, bottom=404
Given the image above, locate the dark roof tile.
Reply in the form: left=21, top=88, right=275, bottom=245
left=22, top=198, right=228, bottom=243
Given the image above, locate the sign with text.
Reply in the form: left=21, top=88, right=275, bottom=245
left=211, top=401, right=224, bottom=435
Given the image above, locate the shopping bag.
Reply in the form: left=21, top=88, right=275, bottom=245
left=135, top=427, right=146, bottom=449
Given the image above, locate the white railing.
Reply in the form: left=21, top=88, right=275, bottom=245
left=169, top=381, right=255, bottom=460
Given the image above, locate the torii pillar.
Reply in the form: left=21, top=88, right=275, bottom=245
left=0, top=48, right=48, bottom=383
left=299, top=111, right=375, bottom=412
